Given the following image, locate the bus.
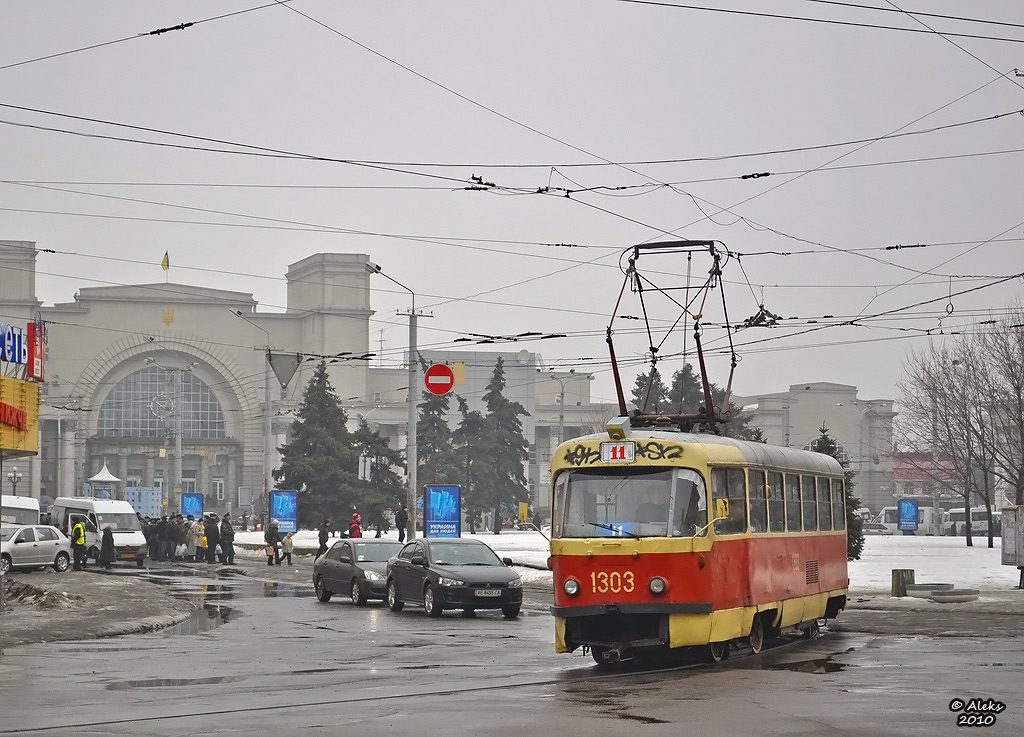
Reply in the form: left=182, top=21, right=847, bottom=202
left=1, top=495, right=41, bottom=525
left=549, top=418, right=849, bottom=664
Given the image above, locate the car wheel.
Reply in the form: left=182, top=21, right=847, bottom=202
left=387, top=580, right=404, bottom=612
left=350, top=578, right=368, bottom=606
left=53, top=552, right=70, bottom=573
left=0, top=554, right=11, bottom=575
left=314, top=575, right=333, bottom=602
left=136, top=558, right=145, bottom=568
left=88, top=546, right=99, bottom=562
left=423, top=584, right=443, bottom=617
left=501, top=604, right=521, bottom=619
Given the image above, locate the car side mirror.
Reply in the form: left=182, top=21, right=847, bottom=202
left=411, top=554, right=426, bottom=566
left=502, top=557, right=514, bottom=566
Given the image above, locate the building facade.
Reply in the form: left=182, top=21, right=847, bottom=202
left=734, top=382, right=897, bottom=515
left=0, top=241, right=610, bottom=520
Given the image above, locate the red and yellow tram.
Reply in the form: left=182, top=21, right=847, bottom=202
left=549, top=417, right=848, bottom=664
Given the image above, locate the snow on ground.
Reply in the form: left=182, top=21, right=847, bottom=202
left=234, top=529, right=1018, bottom=592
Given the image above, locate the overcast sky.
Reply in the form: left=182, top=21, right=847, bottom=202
left=2, top=1, right=1022, bottom=408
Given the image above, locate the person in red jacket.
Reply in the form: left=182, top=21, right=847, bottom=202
left=348, top=513, right=363, bottom=538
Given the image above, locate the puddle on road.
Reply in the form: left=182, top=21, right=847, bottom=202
left=107, top=674, right=248, bottom=690
left=759, top=656, right=852, bottom=674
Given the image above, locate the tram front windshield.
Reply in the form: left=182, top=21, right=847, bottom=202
left=553, top=467, right=708, bottom=539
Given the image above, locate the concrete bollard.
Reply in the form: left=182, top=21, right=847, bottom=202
left=891, top=568, right=915, bottom=597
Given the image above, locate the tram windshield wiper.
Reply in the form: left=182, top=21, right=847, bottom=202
left=587, top=521, right=641, bottom=539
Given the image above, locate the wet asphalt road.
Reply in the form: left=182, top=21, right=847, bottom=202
left=1, top=561, right=1023, bottom=736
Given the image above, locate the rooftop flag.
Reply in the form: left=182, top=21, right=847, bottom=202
left=161, top=251, right=169, bottom=271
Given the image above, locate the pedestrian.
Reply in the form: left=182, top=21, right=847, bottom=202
left=394, top=504, right=409, bottom=543
left=204, top=513, right=221, bottom=564
left=98, top=525, right=116, bottom=569
left=348, top=512, right=363, bottom=539
left=264, top=519, right=282, bottom=565
left=316, top=518, right=331, bottom=558
left=71, top=517, right=88, bottom=571
left=187, top=515, right=204, bottom=562
left=219, top=512, right=235, bottom=564
left=241, top=511, right=249, bottom=532
left=281, top=532, right=294, bottom=565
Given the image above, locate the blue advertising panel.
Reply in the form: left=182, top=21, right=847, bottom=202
left=181, top=493, right=204, bottom=520
left=424, top=485, right=460, bottom=538
left=898, top=498, right=919, bottom=532
left=269, top=490, right=298, bottom=533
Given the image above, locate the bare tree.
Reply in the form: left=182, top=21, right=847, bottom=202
left=897, top=335, right=1001, bottom=547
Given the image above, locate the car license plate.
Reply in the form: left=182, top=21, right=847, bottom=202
left=475, top=589, right=501, bottom=598
left=122, top=553, right=135, bottom=559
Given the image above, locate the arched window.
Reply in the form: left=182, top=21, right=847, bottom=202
left=96, top=367, right=226, bottom=439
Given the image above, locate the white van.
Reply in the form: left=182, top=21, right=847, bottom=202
left=1, top=495, right=40, bottom=525
left=49, top=497, right=147, bottom=567
left=945, top=507, right=1000, bottom=537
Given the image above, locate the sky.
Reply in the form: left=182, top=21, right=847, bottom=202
left=240, top=527, right=1016, bottom=592
left=2, top=1, right=1023, bottom=408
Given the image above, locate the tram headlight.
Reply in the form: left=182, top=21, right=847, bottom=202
left=563, top=578, right=581, bottom=597
left=648, top=576, right=668, bottom=596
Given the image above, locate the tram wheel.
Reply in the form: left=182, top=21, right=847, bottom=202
left=802, top=620, right=820, bottom=639
left=590, top=646, right=610, bottom=665
left=704, top=640, right=729, bottom=664
left=748, top=615, right=765, bottom=655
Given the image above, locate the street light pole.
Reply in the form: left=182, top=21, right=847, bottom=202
left=366, top=262, right=418, bottom=542
left=6, top=466, right=22, bottom=496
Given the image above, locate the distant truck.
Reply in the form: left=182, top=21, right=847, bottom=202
left=1, top=495, right=41, bottom=525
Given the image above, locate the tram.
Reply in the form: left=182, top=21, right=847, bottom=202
left=549, top=417, right=849, bottom=664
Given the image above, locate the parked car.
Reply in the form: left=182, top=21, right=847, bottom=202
left=862, top=522, right=892, bottom=536
left=0, top=523, right=72, bottom=574
left=313, top=538, right=404, bottom=605
left=385, top=537, right=523, bottom=618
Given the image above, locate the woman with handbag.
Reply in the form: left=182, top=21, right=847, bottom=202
left=264, top=519, right=282, bottom=566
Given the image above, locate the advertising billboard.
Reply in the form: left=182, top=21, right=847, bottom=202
left=898, top=498, right=919, bottom=533
left=424, top=484, right=460, bottom=538
left=181, top=493, right=204, bottom=520
left=269, top=490, right=298, bottom=533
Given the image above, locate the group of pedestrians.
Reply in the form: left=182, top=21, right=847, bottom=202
left=141, top=513, right=236, bottom=564
left=263, top=519, right=294, bottom=566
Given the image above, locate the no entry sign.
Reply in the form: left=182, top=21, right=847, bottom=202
left=424, top=363, right=455, bottom=395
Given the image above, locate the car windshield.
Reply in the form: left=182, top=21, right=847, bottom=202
left=354, top=542, right=403, bottom=562
left=552, top=466, right=708, bottom=539
left=95, top=513, right=142, bottom=531
left=429, top=543, right=502, bottom=566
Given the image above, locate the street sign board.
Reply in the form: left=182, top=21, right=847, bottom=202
left=424, top=363, right=455, bottom=395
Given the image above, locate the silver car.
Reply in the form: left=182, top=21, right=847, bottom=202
left=0, top=524, right=72, bottom=574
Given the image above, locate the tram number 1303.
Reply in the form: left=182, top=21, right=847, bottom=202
left=590, top=570, right=636, bottom=594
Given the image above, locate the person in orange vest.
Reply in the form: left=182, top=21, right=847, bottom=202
left=71, top=519, right=89, bottom=571
left=348, top=513, right=363, bottom=538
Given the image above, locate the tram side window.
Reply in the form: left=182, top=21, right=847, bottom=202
left=802, top=475, right=818, bottom=531
left=785, top=474, right=802, bottom=531
left=830, top=479, right=846, bottom=530
left=817, top=476, right=832, bottom=530
left=673, top=470, right=709, bottom=537
left=749, top=471, right=767, bottom=533
left=767, top=471, right=785, bottom=532
left=711, top=468, right=748, bottom=535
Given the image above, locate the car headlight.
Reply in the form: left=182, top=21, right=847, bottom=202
left=438, top=576, right=466, bottom=587
left=508, top=577, right=522, bottom=588
left=363, top=570, right=385, bottom=582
